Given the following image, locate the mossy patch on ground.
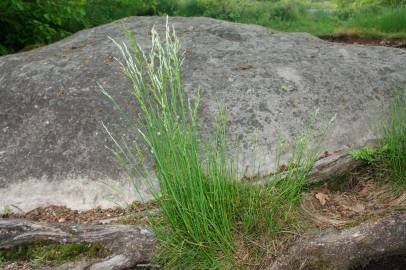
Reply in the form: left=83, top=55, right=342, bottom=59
left=0, top=242, right=109, bottom=266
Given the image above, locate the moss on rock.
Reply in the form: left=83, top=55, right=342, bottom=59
left=0, top=242, right=109, bottom=265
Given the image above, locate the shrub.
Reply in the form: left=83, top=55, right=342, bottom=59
left=84, top=0, right=159, bottom=26
left=270, top=1, right=305, bottom=21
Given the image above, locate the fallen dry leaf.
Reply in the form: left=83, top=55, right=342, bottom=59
left=236, top=63, right=253, bottom=70
left=318, top=151, right=331, bottom=160
left=341, top=202, right=365, bottom=213
left=315, top=192, right=330, bottom=206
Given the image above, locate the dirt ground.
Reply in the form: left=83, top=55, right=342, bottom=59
left=320, top=35, right=406, bottom=49
left=302, top=167, right=406, bottom=229
left=3, top=201, right=156, bottom=225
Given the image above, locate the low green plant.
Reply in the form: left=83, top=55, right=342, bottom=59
left=351, top=146, right=376, bottom=163
left=104, top=18, right=325, bottom=268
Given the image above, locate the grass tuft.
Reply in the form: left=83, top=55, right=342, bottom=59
left=378, top=90, right=406, bottom=188
left=105, top=18, right=323, bottom=268
left=106, top=19, right=239, bottom=268
left=350, top=89, right=406, bottom=190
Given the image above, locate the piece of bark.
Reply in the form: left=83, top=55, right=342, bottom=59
left=307, top=149, right=366, bottom=183
left=254, top=149, right=366, bottom=186
left=267, top=210, right=406, bottom=270
left=254, top=139, right=380, bottom=186
left=307, top=139, right=379, bottom=183
left=0, top=219, right=156, bottom=269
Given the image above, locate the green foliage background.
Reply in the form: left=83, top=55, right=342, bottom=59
left=0, top=0, right=160, bottom=55
left=1, top=0, right=405, bottom=56
left=1, top=0, right=85, bottom=54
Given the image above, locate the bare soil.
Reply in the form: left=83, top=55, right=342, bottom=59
left=320, top=35, right=406, bottom=49
left=3, top=201, right=156, bottom=224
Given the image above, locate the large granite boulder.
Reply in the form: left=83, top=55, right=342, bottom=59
left=1, top=17, right=405, bottom=211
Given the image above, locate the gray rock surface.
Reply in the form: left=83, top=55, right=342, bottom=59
left=1, top=16, right=405, bottom=211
